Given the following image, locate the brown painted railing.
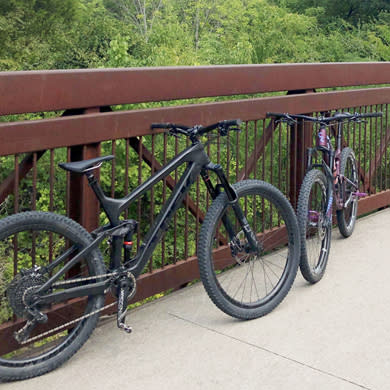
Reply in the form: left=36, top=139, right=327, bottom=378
left=0, top=63, right=390, bottom=354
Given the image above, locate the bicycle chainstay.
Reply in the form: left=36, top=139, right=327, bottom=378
left=14, top=270, right=137, bottom=345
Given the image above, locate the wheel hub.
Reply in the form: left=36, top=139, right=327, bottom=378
left=230, top=230, right=263, bottom=264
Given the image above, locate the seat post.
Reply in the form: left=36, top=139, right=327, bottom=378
left=59, top=154, right=116, bottom=228
left=86, top=172, right=106, bottom=208
left=85, top=172, right=121, bottom=226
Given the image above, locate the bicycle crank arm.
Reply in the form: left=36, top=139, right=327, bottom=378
left=117, top=283, right=132, bottom=333
left=116, top=273, right=136, bottom=334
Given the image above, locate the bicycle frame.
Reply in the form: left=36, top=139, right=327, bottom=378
left=35, top=139, right=250, bottom=306
left=306, top=120, right=358, bottom=220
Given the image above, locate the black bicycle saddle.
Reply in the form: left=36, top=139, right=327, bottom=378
left=59, top=155, right=114, bottom=174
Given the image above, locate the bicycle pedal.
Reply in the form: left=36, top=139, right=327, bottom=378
left=118, top=322, right=132, bottom=333
left=353, top=191, right=367, bottom=198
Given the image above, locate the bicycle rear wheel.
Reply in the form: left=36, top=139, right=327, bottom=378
left=0, top=212, right=105, bottom=382
left=197, top=180, right=300, bottom=320
left=297, top=169, right=331, bottom=284
left=336, top=147, right=358, bottom=237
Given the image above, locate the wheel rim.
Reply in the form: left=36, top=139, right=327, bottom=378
left=305, top=178, right=330, bottom=274
left=0, top=225, right=99, bottom=365
left=210, top=191, right=293, bottom=309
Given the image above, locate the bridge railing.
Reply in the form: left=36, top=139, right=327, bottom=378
left=0, top=63, right=389, bottom=354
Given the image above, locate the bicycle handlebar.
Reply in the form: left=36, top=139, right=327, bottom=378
left=150, top=123, right=190, bottom=130
left=150, top=119, right=242, bottom=138
left=197, top=119, right=242, bottom=136
left=267, top=111, right=382, bottom=124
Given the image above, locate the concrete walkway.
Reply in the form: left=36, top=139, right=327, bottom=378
left=4, top=209, right=390, bottom=390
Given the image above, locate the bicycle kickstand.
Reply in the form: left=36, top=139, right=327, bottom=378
left=117, top=277, right=132, bottom=334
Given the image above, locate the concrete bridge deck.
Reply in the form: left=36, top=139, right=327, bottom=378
left=4, top=208, right=390, bottom=390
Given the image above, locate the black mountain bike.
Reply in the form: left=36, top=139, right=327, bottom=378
left=0, top=119, right=300, bottom=381
left=268, top=111, right=382, bottom=283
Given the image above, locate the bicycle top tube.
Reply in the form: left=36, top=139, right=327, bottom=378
left=267, top=111, right=382, bottom=125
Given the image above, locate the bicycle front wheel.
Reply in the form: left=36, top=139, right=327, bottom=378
left=297, top=169, right=331, bottom=284
left=197, top=180, right=300, bottom=320
left=0, top=212, right=105, bottom=382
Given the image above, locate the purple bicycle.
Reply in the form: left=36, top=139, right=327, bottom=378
left=268, top=111, right=382, bottom=283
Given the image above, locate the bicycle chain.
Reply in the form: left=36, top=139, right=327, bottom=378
left=16, top=271, right=136, bottom=345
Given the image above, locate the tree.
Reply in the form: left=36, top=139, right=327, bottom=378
left=271, top=0, right=390, bottom=25
left=0, top=0, right=79, bottom=70
left=104, top=0, right=164, bottom=42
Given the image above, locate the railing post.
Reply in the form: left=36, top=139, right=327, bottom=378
left=66, top=108, right=101, bottom=232
left=288, top=90, right=314, bottom=209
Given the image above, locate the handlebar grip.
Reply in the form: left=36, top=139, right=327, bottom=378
left=266, top=112, right=284, bottom=118
left=358, top=112, right=383, bottom=118
left=150, top=123, right=172, bottom=129
left=219, top=119, right=242, bottom=127
left=200, top=119, right=242, bottom=135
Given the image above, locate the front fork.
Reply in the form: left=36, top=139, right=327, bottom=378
left=307, top=147, right=334, bottom=226
left=201, top=164, right=260, bottom=256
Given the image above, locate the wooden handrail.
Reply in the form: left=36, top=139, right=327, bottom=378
left=1, top=63, right=390, bottom=116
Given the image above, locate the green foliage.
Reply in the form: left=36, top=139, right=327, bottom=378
left=0, top=0, right=79, bottom=70
left=1, top=0, right=390, bottom=70
left=271, top=0, right=390, bottom=26
left=103, top=0, right=164, bottom=43
left=244, top=1, right=318, bottom=63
